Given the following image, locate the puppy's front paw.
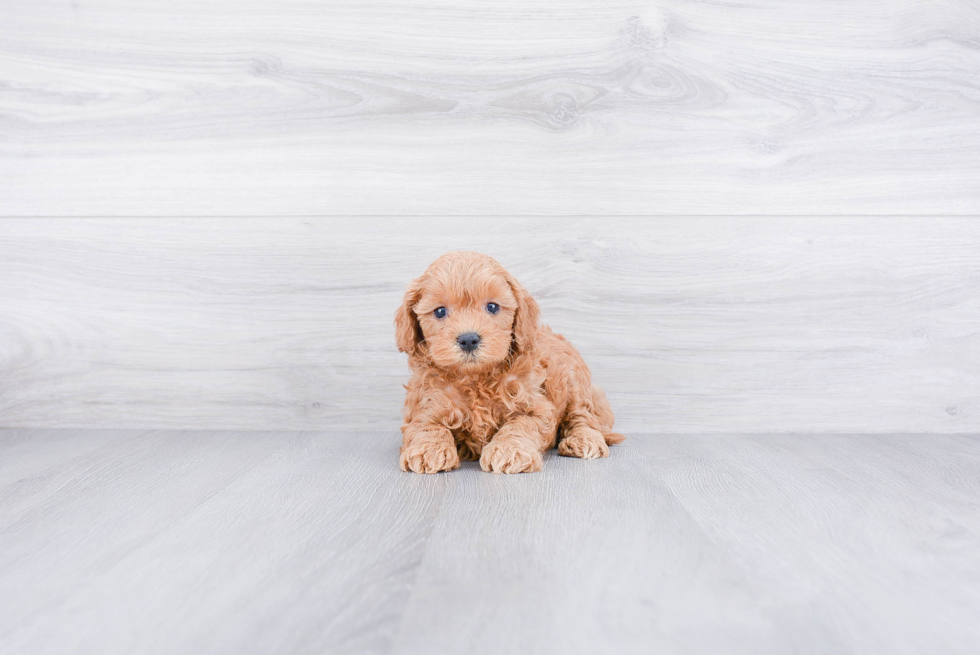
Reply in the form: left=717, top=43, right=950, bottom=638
left=558, top=427, right=609, bottom=459
left=480, top=439, right=543, bottom=474
left=400, top=440, right=460, bottom=474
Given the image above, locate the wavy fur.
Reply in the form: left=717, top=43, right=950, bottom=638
left=395, top=251, right=624, bottom=474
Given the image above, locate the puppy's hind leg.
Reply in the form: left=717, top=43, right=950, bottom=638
left=590, top=385, right=625, bottom=445
left=558, top=386, right=623, bottom=459
left=558, top=421, right=609, bottom=459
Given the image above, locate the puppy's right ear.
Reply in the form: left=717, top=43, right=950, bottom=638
left=394, top=277, right=424, bottom=356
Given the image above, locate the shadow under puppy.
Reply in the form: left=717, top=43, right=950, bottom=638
left=395, top=251, right=624, bottom=474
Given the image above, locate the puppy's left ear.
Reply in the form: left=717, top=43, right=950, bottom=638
left=505, top=273, right=540, bottom=355
left=394, top=277, right=425, bottom=357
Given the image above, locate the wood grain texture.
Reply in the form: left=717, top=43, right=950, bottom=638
left=2, top=429, right=978, bottom=654
left=1, top=217, right=978, bottom=433
left=2, top=0, right=980, bottom=215
left=0, top=429, right=445, bottom=654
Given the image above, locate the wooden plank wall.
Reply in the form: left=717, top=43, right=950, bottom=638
left=1, top=218, right=977, bottom=432
left=1, top=0, right=979, bottom=432
left=2, top=0, right=980, bottom=216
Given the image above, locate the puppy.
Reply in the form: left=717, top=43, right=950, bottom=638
left=395, top=251, right=624, bottom=474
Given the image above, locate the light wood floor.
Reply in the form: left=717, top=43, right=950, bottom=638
left=2, top=429, right=978, bottom=654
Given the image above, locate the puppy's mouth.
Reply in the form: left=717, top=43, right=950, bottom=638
left=456, top=349, right=491, bottom=368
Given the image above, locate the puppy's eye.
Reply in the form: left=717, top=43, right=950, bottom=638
left=486, top=302, right=500, bottom=314
left=433, top=307, right=447, bottom=319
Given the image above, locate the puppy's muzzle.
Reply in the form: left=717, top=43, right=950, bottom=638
left=457, top=332, right=481, bottom=353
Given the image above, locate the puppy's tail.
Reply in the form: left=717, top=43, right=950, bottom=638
left=603, top=430, right=626, bottom=445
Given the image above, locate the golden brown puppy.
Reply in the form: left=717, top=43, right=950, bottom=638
left=395, top=251, right=624, bottom=474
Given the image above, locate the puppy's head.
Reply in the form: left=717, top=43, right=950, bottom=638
left=395, top=252, right=539, bottom=372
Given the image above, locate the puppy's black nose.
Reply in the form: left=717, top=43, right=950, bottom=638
left=457, top=332, right=481, bottom=353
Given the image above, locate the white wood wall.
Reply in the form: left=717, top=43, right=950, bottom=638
left=1, top=218, right=977, bottom=433
left=1, top=0, right=979, bottom=433
left=3, top=0, right=980, bottom=216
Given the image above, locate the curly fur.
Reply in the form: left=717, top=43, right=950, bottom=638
left=395, top=251, right=624, bottom=474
